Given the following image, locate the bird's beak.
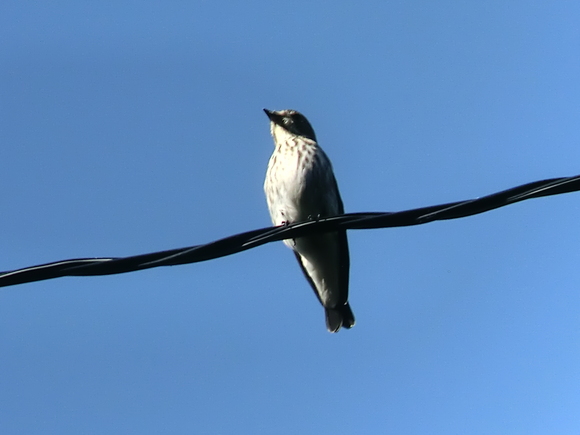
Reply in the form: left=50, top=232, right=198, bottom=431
left=263, top=108, right=282, bottom=125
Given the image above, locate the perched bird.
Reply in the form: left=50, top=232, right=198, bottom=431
left=263, top=109, right=355, bottom=332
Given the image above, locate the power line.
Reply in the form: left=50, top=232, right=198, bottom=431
left=1, top=174, right=579, bottom=288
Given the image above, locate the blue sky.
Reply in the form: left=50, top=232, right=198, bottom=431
left=1, top=1, right=580, bottom=433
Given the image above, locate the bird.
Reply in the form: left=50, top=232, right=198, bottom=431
left=263, top=108, right=355, bottom=332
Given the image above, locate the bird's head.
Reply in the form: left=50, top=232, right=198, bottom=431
left=263, top=109, right=317, bottom=142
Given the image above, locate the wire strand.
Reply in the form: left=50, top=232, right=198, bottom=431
left=2, top=174, right=579, bottom=288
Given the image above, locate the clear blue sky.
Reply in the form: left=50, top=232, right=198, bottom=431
left=1, top=1, right=579, bottom=433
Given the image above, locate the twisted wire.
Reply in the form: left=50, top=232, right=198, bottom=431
left=1, top=175, right=579, bottom=288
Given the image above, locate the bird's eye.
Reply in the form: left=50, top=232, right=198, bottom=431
left=283, top=118, right=292, bottom=125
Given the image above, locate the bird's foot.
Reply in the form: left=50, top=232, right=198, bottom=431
left=280, top=220, right=296, bottom=246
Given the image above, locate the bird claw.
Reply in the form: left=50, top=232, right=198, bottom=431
left=280, top=221, right=296, bottom=246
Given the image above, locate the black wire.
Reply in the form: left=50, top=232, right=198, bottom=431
left=1, top=175, right=579, bottom=288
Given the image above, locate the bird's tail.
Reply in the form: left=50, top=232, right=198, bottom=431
left=325, top=303, right=355, bottom=333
